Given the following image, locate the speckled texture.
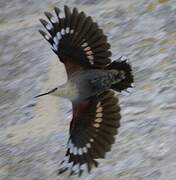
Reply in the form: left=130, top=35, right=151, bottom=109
left=0, top=0, right=176, bottom=179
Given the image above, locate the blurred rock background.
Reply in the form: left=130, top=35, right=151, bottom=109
left=0, top=0, right=176, bottom=179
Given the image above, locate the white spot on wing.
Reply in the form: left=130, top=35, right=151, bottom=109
left=73, top=147, right=78, bottom=155
left=86, top=143, right=91, bottom=148
left=78, top=148, right=83, bottom=155
left=52, top=44, right=57, bottom=51
left=86, top=50, right=93, bottom=55
left=90, top=138, right=94, bottom=142
left=46, top=23, right=52, bottom=30
left=96, top=107, right=103, bottom=113
left=66, top=27, right=70, bottom=34
left=70, top=147, right=73, bottom=154
left=69, top=142, right=74, bottom=154
left=61, top=28, right=65, bottom=35
left=83, top=147, right=87, bottom=153
left=56, top=32, right=61, bottom=40
left=70, top=29, right=74, bottom=34
left=93, top=123, right=100, bottom=128
left=87, top=55, right=94, bottom=61
left=84, top=46, right=91, bottom=51
left=96, top=102, right=101, bottom=108
left=89, top=59, right=94, bottom=65
left=53, top=36, right=59, bottom=45
left=95, top=118, right=102, bottom=123
left=44, top=34, right=50, bottom=40
left=51, top=17, right=57, bottom=23
left=81, top=42, right=88, bottom=47
left=96, top=112, right=103, bottom=118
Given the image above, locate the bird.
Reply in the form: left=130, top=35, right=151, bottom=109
left=37, top=5, right=133, bottom=176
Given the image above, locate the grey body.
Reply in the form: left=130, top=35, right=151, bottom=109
left=51, top=69, right=124, bottom=102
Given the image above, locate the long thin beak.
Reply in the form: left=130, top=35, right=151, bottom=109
left=35, top=88, right=57, bottom=98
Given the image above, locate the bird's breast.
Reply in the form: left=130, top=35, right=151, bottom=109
left=62, top=82, right=79, bottom=101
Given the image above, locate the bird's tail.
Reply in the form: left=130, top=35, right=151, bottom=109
left=39, top=6, right=112, bottom=68
left=106, top=58, right=134, bottom=92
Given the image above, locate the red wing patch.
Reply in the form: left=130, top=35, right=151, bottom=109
left=58, top=90, right=121, bottom=176
left=39, top=5, right=112, bottom=78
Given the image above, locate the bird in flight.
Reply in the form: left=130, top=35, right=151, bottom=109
left=37, top=5, right=133, bottom=176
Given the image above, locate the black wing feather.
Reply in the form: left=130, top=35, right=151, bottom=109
left=58, top=90, right=121, bottom=176
left=39, top=6, right=112, bottom=78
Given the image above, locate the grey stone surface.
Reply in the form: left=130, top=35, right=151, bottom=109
left=0, top=0, right=176, bottom=179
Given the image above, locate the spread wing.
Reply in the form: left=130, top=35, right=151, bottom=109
left=58, top=90, right=121, bottom=176
left=39, top=6, right=112, bottom=78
